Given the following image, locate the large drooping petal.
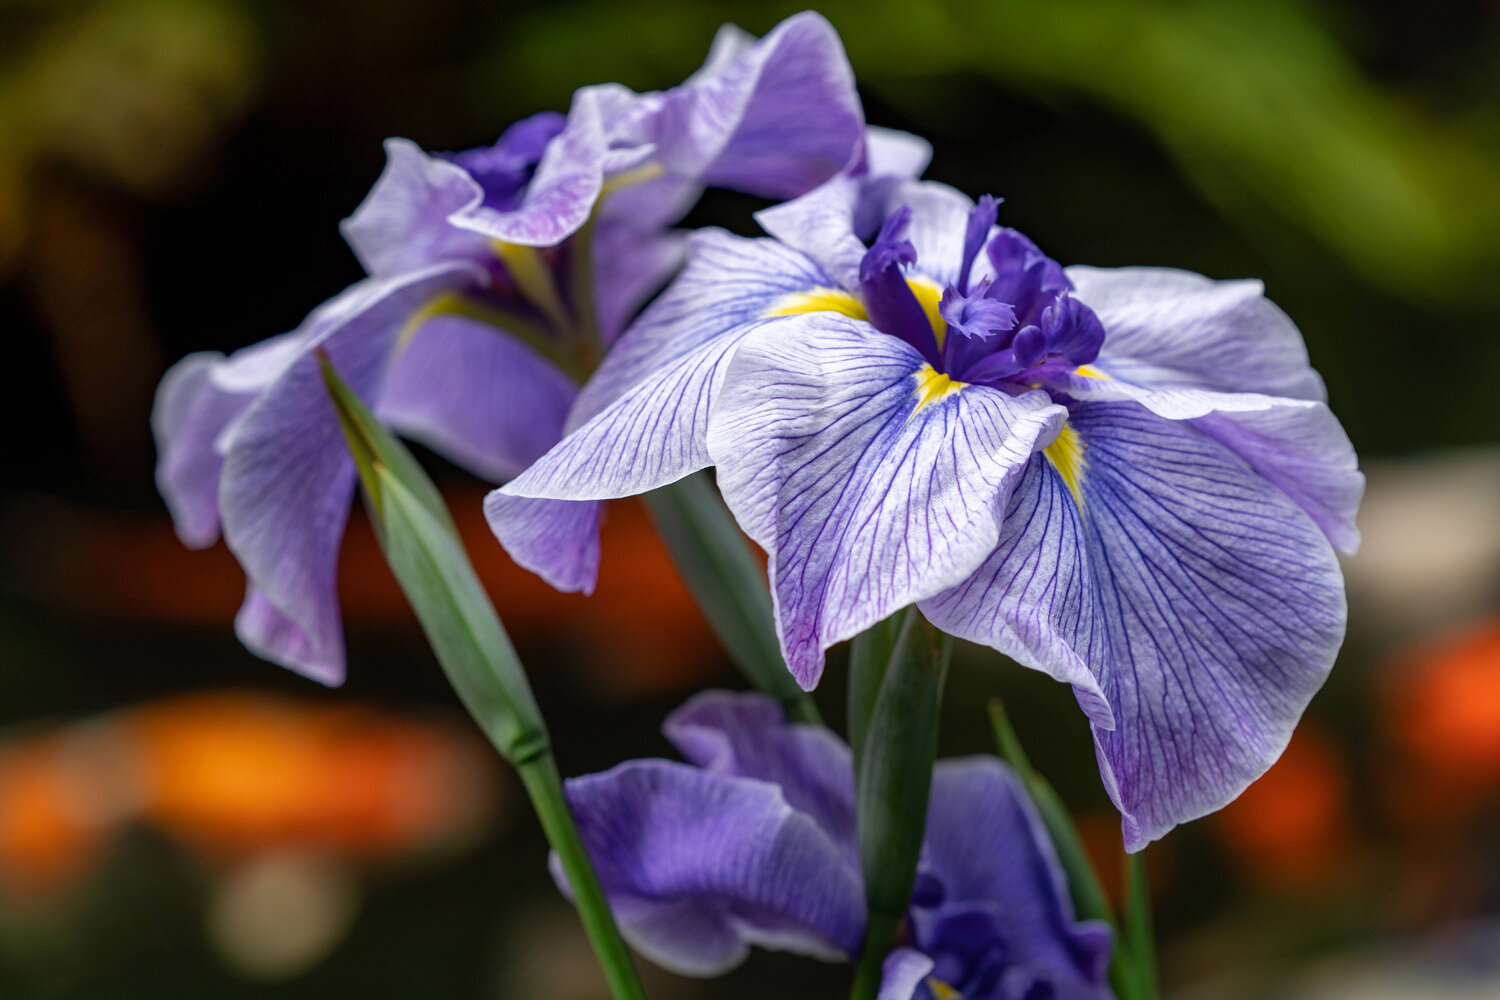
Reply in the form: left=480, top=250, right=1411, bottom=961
left=922, top=402, right=1347, bottom=850
left=919, top=758, right=1113, bottom=994
left=1061, top=266, right=1362, bottom=552
left=217, top=262, right=482, bottom=685
left=481, top=494, right=601, bottom=594
left=485, top=233, right=836, bottom=588
left=375, top=314, right=576, bottom=482
left=340, top=138, right=491, bottom=276
left=707, top=315, right=1066, bottom=688
left=560, top=759, right=865, bottom=976
left=152, top=352, right=255, bottom=548
left=664, top=691, right=857, bottom=862
left=1055, top=371, right=1362, bottom=553
left=670, top=11, right=864, bottom=200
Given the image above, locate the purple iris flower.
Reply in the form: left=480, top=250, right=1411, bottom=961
left=560, top=691, right=1113, bottom=999
left=152, top=12, right=879, bottom=685
left=490, top=176, right=1362, bottom=848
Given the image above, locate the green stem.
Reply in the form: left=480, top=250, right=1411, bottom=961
left=567, top=216, right=602, bottom=360
left=850, top=609, right=951, bottom=1000
left=1123, top=850, right=1159, bottom=1000
left=847, top=613, right=902, bottom=779
left=519, top=753, right=649, bottom=1000
left=849, top=909, right=902, bottom=1000
left=643, top=473, right=820, bottom=725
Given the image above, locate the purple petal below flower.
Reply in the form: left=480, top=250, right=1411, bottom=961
left=560, top=759, right=866, bottom=976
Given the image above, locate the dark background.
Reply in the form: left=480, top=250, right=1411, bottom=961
left=2, top=1, right=1499, bottom=997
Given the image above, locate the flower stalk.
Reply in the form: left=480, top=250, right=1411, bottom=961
left=849, top=608, right=951, bottom=1000
left=320, top=355, right=647, bottom=1000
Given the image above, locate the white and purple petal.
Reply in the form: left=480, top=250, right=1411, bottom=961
left=560, top=759, right=865, bottom=976
left=484, top=232, right=836, bottom=588
left=707, top=315, right=1066, bottom=688
left=1069, top=265, right=1328, bottom=401
left=923, top=402, right=1348, bottom=849
left=1063, top=266, right=1362, bottom=552
left=339, top=138, right=491, bottom=276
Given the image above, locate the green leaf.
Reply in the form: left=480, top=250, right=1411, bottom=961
left=643, top=472, right=819, bottom=725
left=1123, top=850, right=1159, bottom=1000
left=317, top=351, right=456, bottom=537
left=376, top=466, right=545, bottom=761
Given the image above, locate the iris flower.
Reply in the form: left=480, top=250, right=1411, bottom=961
left=152, top=12, right=876, bottom=684
left=561, top=691, right=1113, bottom=999
left=490, top=176, right=1361, bottom=847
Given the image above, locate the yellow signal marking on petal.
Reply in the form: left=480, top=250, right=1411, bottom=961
left=766, top=288, right=869, bottom=321
left=927, top=979, right=962, bottom=1000
left=906, top=275, right=949, bottom=350
left=599, top=161, right=666, bottom=199
left=1044, top=423, right=1087, bottom=507
left=396, top=291, right=471, bottom=351
left=912, top=364, right=966, bottom=414
left=1074, top=364, right=1106, bottom=379
left=491, top=239, right=572, bottom=331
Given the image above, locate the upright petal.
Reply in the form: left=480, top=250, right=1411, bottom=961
left=707, top=315, right=1065, bottom=688
left=923, top=403, right=1347, bottom=849
left=218, top=262, right=481, bottom=684
left=561, top=760, right=865, bottom=976
left=376, top=314, right=576, bottom=482
left=447, top=85, right=617, bottom=247
left=920, top=758, right=1113, bottom=993
left=755, top=175, right=872, bottom=290
left=663, top=11, right=864, bottom=200
left=758, top=175, right=975, bottom=295
left=481, top=493, right=601, bottom=595
left=664, top=691, right=857, bottom=859
left=339, top=137, right=490, bottom=276
left=152, top=351, right=253, bottom=548
left=1068, top=266, right=1327, bottom=401
left=862, top=126, right=932, bottom=180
